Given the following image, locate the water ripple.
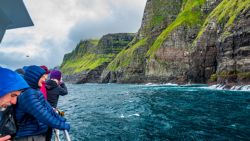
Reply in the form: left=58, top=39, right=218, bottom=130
left=57, top=83, right=250, bottom=141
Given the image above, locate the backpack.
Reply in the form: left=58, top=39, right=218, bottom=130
left=0, top=106, right=16, bottom=137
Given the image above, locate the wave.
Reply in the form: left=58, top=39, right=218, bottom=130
left=120, top=113, right=140, bottom=118
left=144, top=83, right=178, bottom=86
left=206, top=84, right=250, bottom=91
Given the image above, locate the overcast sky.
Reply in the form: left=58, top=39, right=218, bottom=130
left=0, top=0, right=147, bottom=69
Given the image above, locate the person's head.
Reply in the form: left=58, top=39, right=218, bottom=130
left=40, top=65, right=50, bottom=79
left=50, top=70, right=62, bottom=82
left=0, top=67, right=29, bottom=107
left=23, top=65, right=46, bottom=89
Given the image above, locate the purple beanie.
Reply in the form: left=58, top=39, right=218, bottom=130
left=50, top=70, right=62, bottom=81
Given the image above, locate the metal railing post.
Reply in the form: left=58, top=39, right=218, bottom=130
left=54, top=129, right=60, bottom=141
left=63, top=130, right=71, bottom=141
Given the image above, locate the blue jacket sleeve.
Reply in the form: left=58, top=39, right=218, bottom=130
left=19, top=89, right=70, bottom=130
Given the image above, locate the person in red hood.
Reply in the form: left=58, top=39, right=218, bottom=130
left=40, top=65, right=50, bottom=99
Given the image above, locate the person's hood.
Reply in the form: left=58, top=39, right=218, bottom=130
left=0, top=67, right=29, bottom=97
left=46, top=79, right=58, bottom=90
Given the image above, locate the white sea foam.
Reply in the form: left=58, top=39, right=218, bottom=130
left=206, top=84, right=250, bottom=91
left=128, top=113, right=140, bottom=117
left=145, top=83, right=160, bottom=86
left=120, top=113, right=140, bottom=118
left=163, top=83, right=178, bottom=86
left=120, top=114, right=125, bottom=118
left=145, top=83, right=178, bottom=86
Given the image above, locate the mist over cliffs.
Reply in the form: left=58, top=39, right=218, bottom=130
left=61, top=0, right=250, bottom=84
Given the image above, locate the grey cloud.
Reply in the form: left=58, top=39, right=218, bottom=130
left=68, top=2, right=143, bottom=42
left=0, top=33, right=34, bottom=47
left=0, top=0, right=146, bottom=69
left=0, top=38, right=74, bottom=70
left=0, top=51, right=41, bottom=69
left=38, top=38, right=75, bottom=68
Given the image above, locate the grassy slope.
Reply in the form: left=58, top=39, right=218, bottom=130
left=60, top=39, right=112, bottom=75
left=61, top=35, right=133, bottom=74
left=106, top=38, right=148, bottom=71
left=196, top=0, right=250, bottom=41
left=146, top=0, right=206, bottom=58
left=61, top=53, right=114, bottom=74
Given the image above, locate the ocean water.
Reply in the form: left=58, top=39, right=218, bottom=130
left=57, top=83, right=250, bottom=141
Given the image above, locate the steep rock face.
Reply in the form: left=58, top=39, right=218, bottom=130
left=61, top=33, right=134, bottom=83
left=145, top=0, right=223, bottom=84
left=102, top=0, right=183, bottom=83
left=146, top=27, right=198, bottom=83
left=96, top=34, right=135, bottom=54
left=191, top=0, right=250, bottom=84
left=216, top=8, right=250, bottom=84
left=103, top=0, right=224, bottom=84
left=101, top=38, right=149, bottom=83
left=138, top=0, right=183, bottom=39
left=189, top=21, right=219, bottom=83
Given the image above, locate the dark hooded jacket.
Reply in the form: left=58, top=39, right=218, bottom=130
left=46, top=80, right=68, bottom=108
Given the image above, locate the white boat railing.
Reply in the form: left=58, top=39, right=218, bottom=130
left=54, top=129, right=71, bottom=141
left=54, top=109, right=71, bottom=141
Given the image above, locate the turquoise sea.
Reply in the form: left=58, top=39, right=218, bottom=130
left=58, top=83, right=250, bottom=141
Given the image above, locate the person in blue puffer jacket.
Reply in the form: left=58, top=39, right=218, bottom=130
left=0, top=67, right=30, bottom=141
left=15, top=65, right=70, bottom=141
